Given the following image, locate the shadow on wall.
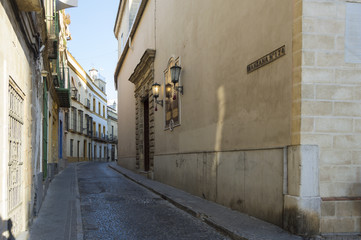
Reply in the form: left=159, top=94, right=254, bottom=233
left=0, top=216, right=15, bottom=240
left=212, top=81, right=285, bottom=226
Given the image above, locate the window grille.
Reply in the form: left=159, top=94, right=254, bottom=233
left=8, top=80, right=24, bottom=236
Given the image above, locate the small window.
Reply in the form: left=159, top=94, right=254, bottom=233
left=71, top=107, right=77, bottom=130
left=93, top=122, right=96, bottom=136
left=85, top=114, right=89, bottom=135
left=120, top=33, right=124, bottom=52
left=65, top=112, right=69, bottom=130
left=70, top=139, right=74, bottom=156
left=78, top=110, right=83, bottom=133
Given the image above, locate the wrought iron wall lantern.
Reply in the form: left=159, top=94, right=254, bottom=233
left=170, top=64, right=182, bottom=99
left=165, top=83, right=172, bottom=99
left=152, top=82, right=163, bottom=111
left=152, top=64, right=183, bottom=110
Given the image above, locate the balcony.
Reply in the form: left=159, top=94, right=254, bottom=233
left=71, top=87, right=78, bottom=100
left=92, top=132, right=107, bottom=142
left=15, top=0, right=41, bottom=12
left=68, top=121, right=75, bottom=132
left=46, top=15, right=59, bottom=59
left=108, top=134, right=118, bottom=143
left=55, top=66, right=71, bottom=108
left=85, top=98, right=90, bottom=109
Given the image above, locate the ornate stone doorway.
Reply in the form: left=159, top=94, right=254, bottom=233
left=143, top=98, right=150, bottom=171
left=129, top=49, right=156, bottom=174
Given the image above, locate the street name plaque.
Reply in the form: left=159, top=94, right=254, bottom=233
left=247, top=45, right=286, bottom=74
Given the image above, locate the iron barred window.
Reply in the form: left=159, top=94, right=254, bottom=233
left=8, top=78, right=24, bottom=236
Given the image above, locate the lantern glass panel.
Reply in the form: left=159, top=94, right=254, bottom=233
left=165, top=83, right=172, bottom=98
left=152, top=83, right=160, bottom=98
left=170, top=65, right=181, bottom=84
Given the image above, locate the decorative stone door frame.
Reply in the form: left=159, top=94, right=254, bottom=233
left=129, top=49, right=156, bottom=174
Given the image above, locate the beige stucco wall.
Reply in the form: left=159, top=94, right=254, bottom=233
left=116, top=0, right=156, bottom=169
left=153, top=0, right=293, bottom=154
left=295, top=0, right=361, bottom=234
left=115, top=0, right=293, bottom=227
left=150, top=0, right=292, bottom=226
left=155, top=149, right=285, bottom=226
left=115, top=0, right=361, bottom=235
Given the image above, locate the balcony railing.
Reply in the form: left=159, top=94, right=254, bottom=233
left=71, top=87, right=78, bottom=100
left=85, top=99, right=90, bottom=108
left=46, top=16, right=59, bottom=39
left=59, top=66, right=70, bottom=89
left=108, top=134, right=118, bottom=143
left=55, top=66, right=71, bottom=108
left=91, top=132, right=108, bottom=142
left=46, top=14, right=59, bottom=59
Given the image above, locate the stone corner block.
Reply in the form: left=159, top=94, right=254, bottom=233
left=284, top=194, right=321, bottom=236
left=287, top=145, right=319, bottom=197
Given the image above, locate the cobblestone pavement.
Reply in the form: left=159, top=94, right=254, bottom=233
left=77, top=162, right=230, bottom=240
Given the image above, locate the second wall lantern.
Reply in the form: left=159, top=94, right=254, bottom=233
left=170, top=64, right=183, bottom=99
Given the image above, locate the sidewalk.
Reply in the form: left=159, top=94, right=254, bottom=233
left=109, top=162, right=303, bottom=240
left=28, top=163, right=83, bottom=240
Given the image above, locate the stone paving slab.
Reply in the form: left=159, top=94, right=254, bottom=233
left=108, top=162, right=303, bottom=240
left=28, top=164, right=83, bottom=240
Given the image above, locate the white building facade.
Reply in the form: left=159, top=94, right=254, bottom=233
left=107, top=104, right=118, bottom=162
left=65, top=51, right=108, bottom=162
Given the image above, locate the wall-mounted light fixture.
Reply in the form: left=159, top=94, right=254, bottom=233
left=170, top=64, right=182, bottom=99
left=152, top=82, right=163, bottom=111
left=165, top=83, right=172, bottom=99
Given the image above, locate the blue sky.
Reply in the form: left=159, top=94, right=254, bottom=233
left=66, top=0, right=119, bottom=103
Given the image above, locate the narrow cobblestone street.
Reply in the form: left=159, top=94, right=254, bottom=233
left=3, top=0, right=361, bottom=239
left=77, top=162, right=229, bottom=240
